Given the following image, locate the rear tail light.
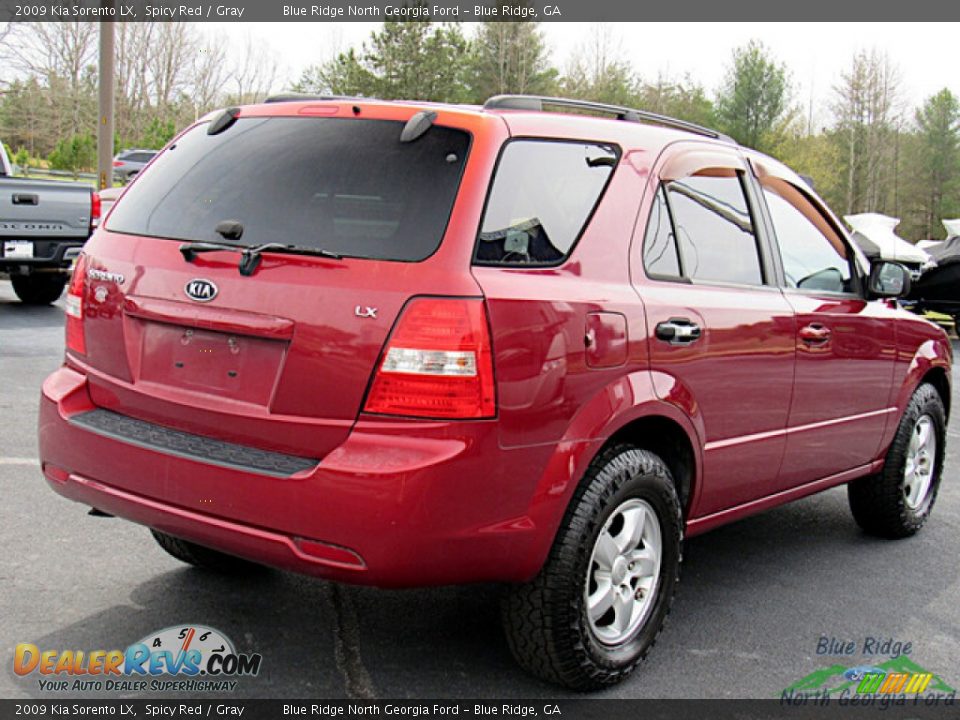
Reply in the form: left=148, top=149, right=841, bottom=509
left=112, top=161, right=123, bottom=167
left=90, top=191, right=101, bottom=231
left=364, top=297, right=496, bottom=419
left=65, top=255, right=88, bottom=355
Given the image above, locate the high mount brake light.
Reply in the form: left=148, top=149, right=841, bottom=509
left=364, top=297, right=496, bottom=419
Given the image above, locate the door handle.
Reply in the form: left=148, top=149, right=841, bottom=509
left=799, top=323, right=831, bottom=344
left=655, top=319, right=702, bottom=345
left=12, top=193, right=38, bottom=205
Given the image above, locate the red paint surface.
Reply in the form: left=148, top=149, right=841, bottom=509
left=38, top=98, right=952, bottom=587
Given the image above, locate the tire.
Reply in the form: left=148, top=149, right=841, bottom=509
left=501, top=445, right=683, bottom=690
left=151, top=529, right=265, bottom=574
left=11, top=274, right=67, bottom=305
left=848, top=383, right=946, bottom=538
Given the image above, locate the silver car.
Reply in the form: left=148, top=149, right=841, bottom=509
left=112, top=149, right=157, bottom=183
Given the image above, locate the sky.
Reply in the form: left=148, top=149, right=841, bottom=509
left=209, top=21, right=960, bottom=124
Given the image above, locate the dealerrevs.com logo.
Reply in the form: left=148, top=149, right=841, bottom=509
left=14, top=625, right=262, bottom=693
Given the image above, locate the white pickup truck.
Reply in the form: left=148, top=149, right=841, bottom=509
left=0, top=141, right=99, bottom=304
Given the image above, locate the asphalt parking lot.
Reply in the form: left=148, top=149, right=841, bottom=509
left=1, top=277, right=958, bottom=700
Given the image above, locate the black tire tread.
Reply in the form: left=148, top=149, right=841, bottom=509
left=11, top=274, right=67, bottom=305
left=501, top=444, right=682, bottom=690
left=848, top=383, right=945, bottom=538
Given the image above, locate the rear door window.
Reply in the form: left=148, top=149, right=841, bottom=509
left=642, top=170, right=765, bottom=286
left=642, top=186, right=681, bottom=278
left=106, top=117, right=471, bottom=262
left=475, top=140, right=619, bottom=265
left=666, top=172, right=763, bottom=286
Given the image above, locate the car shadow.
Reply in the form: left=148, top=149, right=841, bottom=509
left=12, top=483, right=956, bottom=701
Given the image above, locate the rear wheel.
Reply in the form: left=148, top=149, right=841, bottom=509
left=11, top=274, right=67, bottom=305
left=501, top=445, right=682, bottom=690
left=151, top=529, right=264, bottom=574
left=848, top=383, right=946, bottom=538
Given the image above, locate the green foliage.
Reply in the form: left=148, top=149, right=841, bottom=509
left=294, top=48, right=378, bottom=97
left=636, top=76, right=715, bottom=127
left=466, top=19, right=557, bottom=102
left=48, top=134, right=96, bottom=178
left=715, top=40, right=791, bottom=150
left=914, top=90, right=960, bottom=227
left=140, top=118, right=178, bottom=150
left=13, top=147, right=30, bottom=170
left=828, top=49, right=901, bottom=217
left=561, top=58, right=637, bottom=106
left=768, top=121, right=845, bottom=210
left=295, top=18, right=471, bottom=102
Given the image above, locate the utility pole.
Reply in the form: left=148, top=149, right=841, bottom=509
left=97, top=20, right=115, bottom=191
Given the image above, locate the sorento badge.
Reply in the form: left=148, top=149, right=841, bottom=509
left=185, top=279, right=218, bottom=303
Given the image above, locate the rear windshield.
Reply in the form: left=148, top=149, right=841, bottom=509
left=106, top=117, right=471, bottom=262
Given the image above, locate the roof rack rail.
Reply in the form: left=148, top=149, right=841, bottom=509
left=264, top=93, right=368, bottom=104
left=482, top=95, right=733, bottom=143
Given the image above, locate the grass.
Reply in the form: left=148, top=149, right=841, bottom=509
left=10, top=172, right=123, bottom=188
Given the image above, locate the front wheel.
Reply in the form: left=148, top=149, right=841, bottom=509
left=848, top=383, right=946, bottom=538
left=501, top=445, right=682, bottom=690
left=11, top=273, right=67, bottom=305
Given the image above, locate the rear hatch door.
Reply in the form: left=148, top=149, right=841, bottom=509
left=76, top=106, right=493, bottom=460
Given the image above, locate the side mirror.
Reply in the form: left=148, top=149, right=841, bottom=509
left=867, top=261, right=911, bottom=299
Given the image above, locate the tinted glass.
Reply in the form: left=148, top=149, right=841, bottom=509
left=476, top=140, right=618, bottom=265
left=107, top=117, right=470, bottom=262
left=643, top=186, right=680, bottom=277
left=666, top=172, right=763, bottom=286
left=762, top=178, right=853, bottom=293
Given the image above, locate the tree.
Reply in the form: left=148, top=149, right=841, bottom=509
left=48, top=133, right=96, bottom=178
left=466, top=17, right=557, bottom=102
left=714, top=40, right=791, bottom=151
left=637, top=73, right=715, bottom=127
left=903, top=89, right=960, bottom=238
left=294, top=48, right=378, bottom=97
left=295, top=19, right=470, bottom=102
left=223, top=33, right=280, bottom=105
left=560, top=25, right=637, bottom=106
left=830, top=49, right=902, bottom=215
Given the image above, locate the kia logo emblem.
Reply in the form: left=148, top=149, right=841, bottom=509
left=185, top=279, right=218, bottom=303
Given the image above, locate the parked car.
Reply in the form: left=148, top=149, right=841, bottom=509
left=0, top=139, right=99, bottom=304
left=38, top=96, right=951, bottom=690
left=112, top=149, right=157, bottom=183
left=97, top=186, right=123, bottom=218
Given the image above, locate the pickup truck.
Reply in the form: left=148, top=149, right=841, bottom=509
left=0, top=140, right=100, bottom=304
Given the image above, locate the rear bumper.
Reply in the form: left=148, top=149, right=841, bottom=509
left=0, top=238, right=85, bottom=271
left=39, top=366, right=557, bottom=587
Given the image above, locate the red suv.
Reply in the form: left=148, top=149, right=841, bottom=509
left=39, top=95, right=950, bottom=690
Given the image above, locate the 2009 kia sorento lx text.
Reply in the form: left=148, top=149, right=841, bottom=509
left=39, top=94, right=950, bottom=690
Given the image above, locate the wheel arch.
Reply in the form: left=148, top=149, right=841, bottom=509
left=920, top=366, right=951, bottom=420
left=604, top=415, right=698, bottom=517
left=523, top=372, right=704, bottom=581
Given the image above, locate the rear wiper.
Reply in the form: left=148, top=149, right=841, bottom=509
left=179, top=241, right=341, bottom=276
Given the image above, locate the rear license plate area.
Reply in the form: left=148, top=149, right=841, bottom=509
left=3, top=240, right=34, bottom=259
left=137, top=322, right=286, bottom=406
